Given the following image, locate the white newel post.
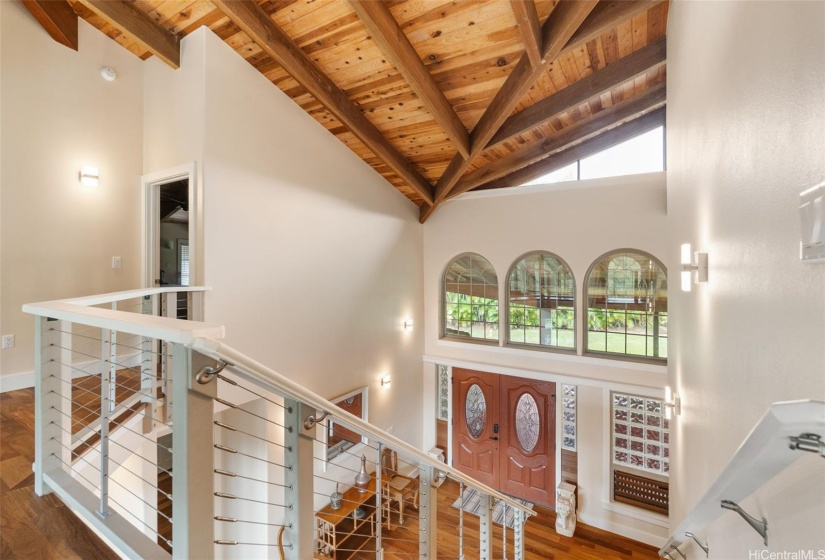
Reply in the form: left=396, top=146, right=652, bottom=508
left=140, top=295, right=158, bottom=433
left=478, top=492, right=492, bottom=560
left=284, top=399, right=316, bottom=559
left=514, top=508, right=525, bottom=560
left=418, top=465, right=438, bottom=559
left=162, top=292, right=177, bottom=424
left=34, top=317, right=72, bottom=496
left=190, top=290, right=204, bottom=321
left=171, top=344, right=216, bottom=559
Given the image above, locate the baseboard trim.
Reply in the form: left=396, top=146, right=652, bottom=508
left=0, top=371, right=38, bottom=392
left=577, top=511, right=668, bottom=548
left=1, top=354, right=141, bottom=393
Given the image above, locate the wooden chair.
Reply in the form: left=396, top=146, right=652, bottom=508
left=380, top=447, right=418, bottom=530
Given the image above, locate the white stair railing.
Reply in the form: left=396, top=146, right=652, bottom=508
left=659, top=399, right=825, bottom=559
left=26, top=287, right=215, bottom=558
left=25, top=288, right=536, bottom=560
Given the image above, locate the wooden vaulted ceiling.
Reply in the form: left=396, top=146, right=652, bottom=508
left=23, top=0, right=669, bottom=222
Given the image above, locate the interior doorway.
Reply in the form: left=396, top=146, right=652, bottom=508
left=157, top=179, right=189, bottom=287
left=452, top=367, right=556, bottom=508
left=142, top=163, right=199, bottom=318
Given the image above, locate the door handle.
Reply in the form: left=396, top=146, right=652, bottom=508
left=489, top=436, right=499, bottom=441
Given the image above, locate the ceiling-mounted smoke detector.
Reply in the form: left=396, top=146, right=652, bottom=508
left=100, top=67, right=117, bottom=82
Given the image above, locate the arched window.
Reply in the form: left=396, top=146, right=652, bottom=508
left=507, top=252, right=575, bottom=350
left=443, top=253, right=499, bottom=341
left=585, top=250, right=667, bottom=360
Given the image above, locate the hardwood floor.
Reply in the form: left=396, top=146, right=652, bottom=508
left=2, top=387, right=660, bottom=560
left=0, top=388, right=118, bottom=560
left=372, top=480, right=661, bottom=560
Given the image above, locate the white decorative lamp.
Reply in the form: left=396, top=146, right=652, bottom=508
left=664, top=386, right=681, bottom=420
left=79, top=166, right=99, bottom=187
left=680, top=243, right=708, bottom=292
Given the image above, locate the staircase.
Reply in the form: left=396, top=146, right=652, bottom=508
left=24, top=287, right=536, bottom=560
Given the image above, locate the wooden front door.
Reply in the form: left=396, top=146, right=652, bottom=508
left=452, top=368, right=556, bottom=507
left=452, top=368, right=500, bottom=488
left=499, top=376, right=556, bottom=507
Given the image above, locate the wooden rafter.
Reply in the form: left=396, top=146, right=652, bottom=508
left=464, top=1, right=599, bottom=169
left=474, top=107, right=666, bottom=193
left=421, top=0, right=662, bottom=223
left=213, top=0, right=435, bottom=206
left=511, top=0, right=543, bottom=69
left=449, top=83, right=666, bottom=198
left=76, top=0, right=180, bottom=68
left=349, top=0, right=470, bottom=160
left=21, top=0, right=78, bottom=50
left=489, top=35, right=667, bottom=148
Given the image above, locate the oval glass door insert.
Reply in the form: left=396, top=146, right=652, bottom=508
left=515, top=392, right=540, bottom=452
left=465, top=384, right=486, bottom=439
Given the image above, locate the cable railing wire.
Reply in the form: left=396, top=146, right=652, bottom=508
left=214, top=491, right=291, bottom=509
left=49, top=394, right=174, bottom=458
left=51, top=450, right=173, bottom=547
left=50, top=368, right=169, bottom=410
left=216, top=373, right=291, bottom=411
left=52, top=436, right=174, bottom=513
left=53, top=427, right=173, bottom=502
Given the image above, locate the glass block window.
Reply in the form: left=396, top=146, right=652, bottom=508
left=443, top=253, right=499, bottom=341
left=507, top=252, right=575, bottom=350
left=437, top=365, right=450, bottom=421
left=561, top=385, right=576, bottom=451
left=585, top=250, right=667, bottom=360
left=612, top=392, right=669, bottom=476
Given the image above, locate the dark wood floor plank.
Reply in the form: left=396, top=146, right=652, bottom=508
left=0, top=388, right=118, bottom=560
left=2, top=386, right=659, bottom=560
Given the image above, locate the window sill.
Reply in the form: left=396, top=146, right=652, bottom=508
left=600, top=500, right=669, bottom=527
left=440, top=335, right=500, bottom=347
left=506, top=342, right=577, bottom=356
left=433, top=339, right=667, bottom=374
left=584, top=350, right=667, bottom=367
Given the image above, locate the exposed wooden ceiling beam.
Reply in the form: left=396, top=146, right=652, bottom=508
left=511, top=0, right=543, bottom=69
left=349, top=0, right=470, bottom=160
left=450, top=83, right=666, bottom=198
left=21, top=0, right=78, bottom=50
left=465, top=1, right=599, bottom=167
left=474, top=107, right=666, bottom=193
left=421, top=0, right=662, bottom=223
left=76, top=0, right=180, bottom=68
left=421, top=0, right=598, bottom=222
left=213, top=0, right=434, bottom=206
left=490, top=35, right=666, bottom=148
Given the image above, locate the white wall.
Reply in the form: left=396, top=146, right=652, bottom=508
left=197, top=29, right=425, bottom=448
left=667, top=1, right=825, bottom=557
left=142, top=26, right=425, bottom=447
left=0, top=2, right=144, bottom=388
left=422, top=173, right=670, bottom=545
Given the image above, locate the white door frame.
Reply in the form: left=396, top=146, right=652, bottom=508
left=141, top=162, right=201, bottom=288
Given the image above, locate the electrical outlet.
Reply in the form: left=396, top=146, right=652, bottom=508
left=112, top=256, right=122, bottom=269
left=2, top=334, right=14, bottom=349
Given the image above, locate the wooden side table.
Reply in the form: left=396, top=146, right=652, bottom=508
left=315, top=474, right=377, bottom=559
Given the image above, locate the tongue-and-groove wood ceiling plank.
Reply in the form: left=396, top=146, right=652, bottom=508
left=26, top=0, right=669, bottom=218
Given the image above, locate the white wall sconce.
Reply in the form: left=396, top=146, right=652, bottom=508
left=799, top=182, right=825, bottom=263
left=664, top=386, right=681, bottom=420
left=403, top=319, right=414, bottom=331
left=680, top=243, right=708, bottom=292
left=381, top=375, right=391, bottom=389
left=79, top=166, right=99, bottom=187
